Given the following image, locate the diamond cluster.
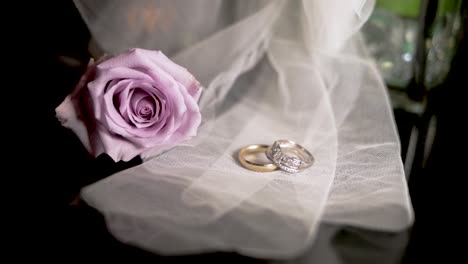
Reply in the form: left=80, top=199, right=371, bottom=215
left=267, top=143, right=303, bottom=173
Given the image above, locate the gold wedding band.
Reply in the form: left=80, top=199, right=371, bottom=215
left=238, top=144, right=279, bottom=172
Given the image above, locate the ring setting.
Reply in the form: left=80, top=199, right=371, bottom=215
left=266, top=140, right=314, bottom=173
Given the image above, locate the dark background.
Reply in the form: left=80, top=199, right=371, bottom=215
left=25, top=1, right=466, bottom=262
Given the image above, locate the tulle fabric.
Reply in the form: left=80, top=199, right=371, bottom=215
left=74, top=0, right=413, bottom=259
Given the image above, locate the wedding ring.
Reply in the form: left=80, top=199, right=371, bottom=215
left=238, top=144, right=279, bottom=172
left=266, top=140, right=314, bottom=173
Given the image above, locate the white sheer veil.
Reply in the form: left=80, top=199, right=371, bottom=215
left=73, top=0, right=413, bottom=259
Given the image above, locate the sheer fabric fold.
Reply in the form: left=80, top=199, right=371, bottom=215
left=74, top=0, right=413, bottom=258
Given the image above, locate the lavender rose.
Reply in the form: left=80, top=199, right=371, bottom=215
left=56, top=48, right=202, bottom=162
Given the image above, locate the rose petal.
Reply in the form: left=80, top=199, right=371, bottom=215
left=121, top=77, right=183, bottom=139
left=126, top=83, right=168, bottom=132
left=89, top=67, right=152, bottom=119
left=137, top=98, right=154, bottom=117
left=117, top=82, right=133, bottom=123
left=132, top=91, right=154, bottom=118
left=137, top=83, right=201, bottom=157
left=153, top=96, right=164, bottom=119
left=164, top=82, right=202, bottom=142
left=128, top=89, right=156, bottom=129
left=130, top=89, right=152, bottom=117
left=55, top=95, right=93, bottom=153
left=96, top=124, right=144, bottom=162
left=148, top=79, right=186, bottom=138
left=130, top=49, right=203, bottom=100
left=96, top=49, right=198, bottom=94
left=132, top=92, right=166, bottom=126
left=135, top=96, right=155, bottom=120
left=103, top=79, right=135, bottom=130
left=174, top=83, right=203, bottom=138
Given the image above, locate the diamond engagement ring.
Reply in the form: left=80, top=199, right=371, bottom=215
left=266, top=140, right=314, bottom=173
